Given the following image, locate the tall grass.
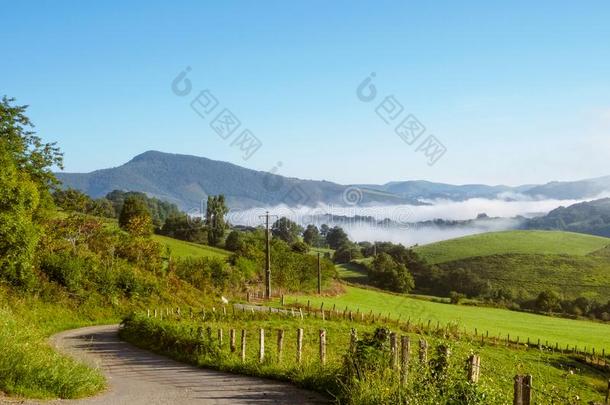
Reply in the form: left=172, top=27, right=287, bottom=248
left=0, top=306, right=105, bottom=399
left=120, top=311, right=608, bottom=404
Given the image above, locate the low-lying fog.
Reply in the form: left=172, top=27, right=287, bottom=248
left=225, top=196, right=601, bottom=247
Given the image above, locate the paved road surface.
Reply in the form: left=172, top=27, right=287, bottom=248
left=11, top=325, right=328, bottom=405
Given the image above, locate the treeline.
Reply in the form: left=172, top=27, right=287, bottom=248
left=53, top=188, right=182, bottom=227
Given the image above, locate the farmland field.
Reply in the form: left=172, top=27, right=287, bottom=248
left=285, top=286, right=610, bottom=352
left=414, top=230, right=610, bottom=264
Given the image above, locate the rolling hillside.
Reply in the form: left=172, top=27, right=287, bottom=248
left=414, top=230, right=610, bottom=264
left=413, top=230, right=610, bottom=301
left=152, top=234, right=231, bottom=259
left=524, top=197, right=610, bottom=237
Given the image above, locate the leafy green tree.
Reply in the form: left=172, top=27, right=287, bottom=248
left=333, top=242, right=363, bottom=263
left=53, top=188, right=90, bottom=212
left=320, top=224, right=330, bottom=238
left=224, top=230, right=243, bottom=251
left=205, top=195, right=228, bottom=246
left=272, top=217, right=303, bottom=244
left=303, top=224, right=321, bottom=246
left=0, top=96, right=63, bottom=197
left=535, top=290, right=562, bottom=313
left=369, top=252, right=415, bottom=293
left=0, top=140, right=40, bottom=288
left=119, top=196, right=152, bottom=235
left=326, top=226, right=350, bottom=249
left=158, top=213, right=206, bottom=243
left=106, top=190, right=181, bottom=227
left=86, top=198, right=115, bottom=218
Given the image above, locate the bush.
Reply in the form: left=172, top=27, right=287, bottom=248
left=449, top=291, right=466, bottom=304
left=40, top=252, right=85, bottom=293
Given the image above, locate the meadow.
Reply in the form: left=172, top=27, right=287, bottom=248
left=414, top=230, right=610, bottom=264
left=285, top=286, right=610, bottom=352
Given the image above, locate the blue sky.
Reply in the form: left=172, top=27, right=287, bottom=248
left=3, top=1, right=610, bottom=186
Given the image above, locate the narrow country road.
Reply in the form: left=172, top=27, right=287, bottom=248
left=20, top=325, right=329, bottom=405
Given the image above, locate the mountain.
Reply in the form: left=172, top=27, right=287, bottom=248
left=524, top=198, right=610, bottom=237
left=523, top=176, right=610, bottom=200
left=359, top=180, right=535, bottom=201
left=55, top=151, right=414, bottom=210
left=56, top=151, right=610, bottom=211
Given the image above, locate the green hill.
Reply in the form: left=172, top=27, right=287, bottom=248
left=152, top=234, right=231, bottom=259
left=415, top=230, right=610, bottom=264
left=437, top=253, right=610, bottom=301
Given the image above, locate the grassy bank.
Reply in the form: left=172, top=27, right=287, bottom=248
left=120, top=310, right=609, bottom=404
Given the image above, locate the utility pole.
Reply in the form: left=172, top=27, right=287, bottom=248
left=259, top=211, right=277, bottom=300
left=317, top=252, right=322, bottom=295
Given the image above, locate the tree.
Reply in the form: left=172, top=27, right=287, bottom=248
left=320, top=224, right=330, bottom=238
left=205, top=195, right=228, bottom=246
left=303, top=224, right=321, bottom=246
left=272, top=217, right=303, bottom=244
left=326, top=226, right=349, bottom=250
left=159, top=213, right=207, bottom=243
left=125, top=214, right=154, bottom=237
left=119, top=196, right=152, bottom=235
left=535, top=290, right=562, bottom=313
left=0, top=140, right=40, bottom=288
left=86, top=198, right=115, bottom=218
left=225, top=230, right=242, bottom=251
left=0, top=96, right=63, bottom=197
left=53, top=188, right=90, bottom=212
left=368, top=253, right=415, bottom=293
left=333, top=243, right=363, bottom=263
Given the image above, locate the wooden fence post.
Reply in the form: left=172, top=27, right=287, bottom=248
left=605, top=378, right=610, bottom=405
left=319, top=329, right=327, bottom=365
left=350, top=328, right=358, bottom=352
left=277, top=329, right=284, bottom=362
left=230, top=329, right=236, bottom=353
left=513, top=375, right=532, bottom=405
left=400, top=335, right=410, bottom=385
left=240, top=330, right=247, bottom=362
left=247, top=292, right=251, bottom=302
left=281, top=294, right=285, bottom=306
left=390, top=332, right=398, bottom=369
left=513, top=375, right=523, bottom=405
left=468, top=354, right=481, bottom=383
left=218, top=329, right=223, bottom=347
left=259, top=328, right=265, bottom=363
left=419, top=338, right=428, bottom=363
left=297, top=328, right=304, bottom=364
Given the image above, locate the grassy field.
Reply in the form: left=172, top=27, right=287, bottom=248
left=152, top=234, right=231, bottom=259
left=414, top=230, right=610, bottom=264
left=285, top=286, right=610, bottom=352
left=335, top=262, right=368, bottom=282
left=121, top=311, right=610, bottom=404
left=437, top=253, right=610, bottom=300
